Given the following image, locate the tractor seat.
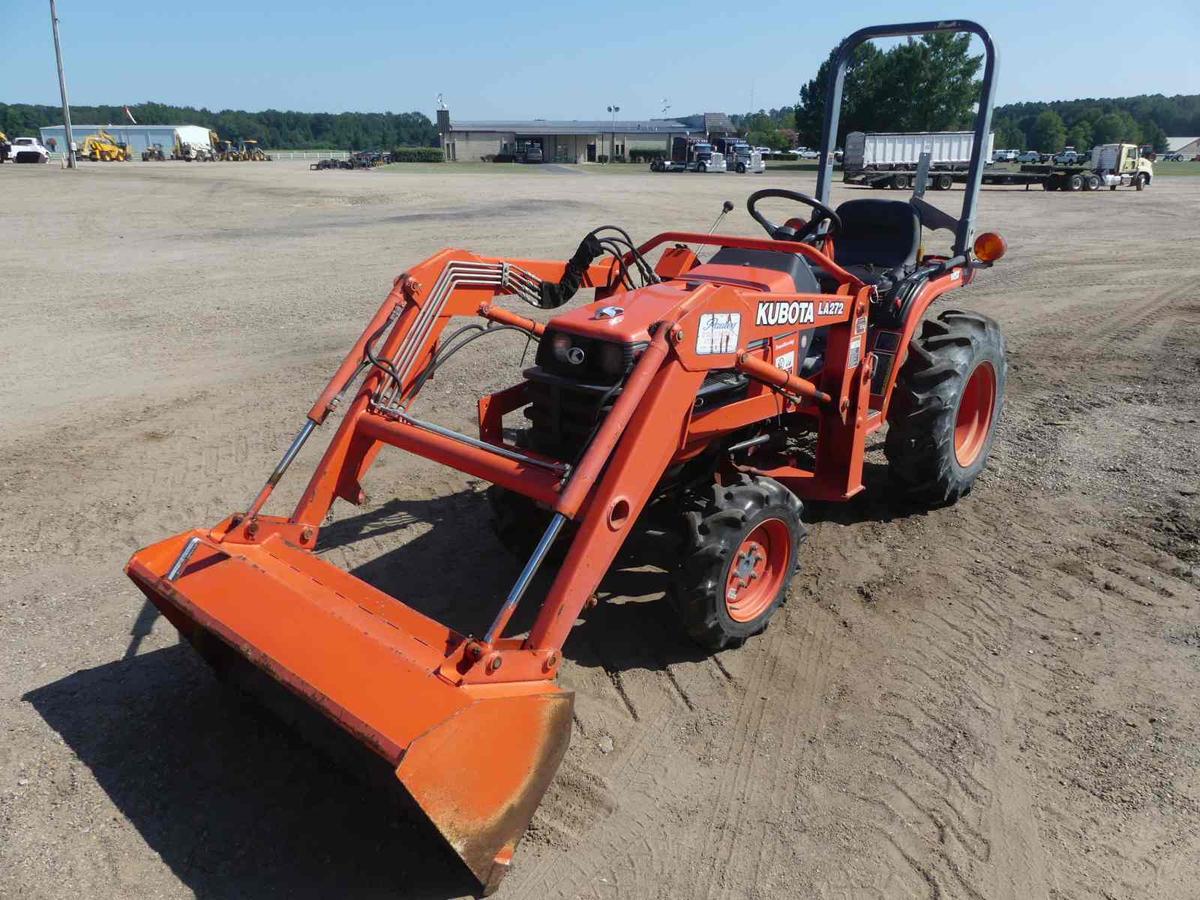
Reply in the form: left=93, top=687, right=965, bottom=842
left=832, top=199, right=921, bottom=290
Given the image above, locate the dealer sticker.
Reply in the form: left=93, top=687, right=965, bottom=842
left=696, top=312, right=741, bottom=355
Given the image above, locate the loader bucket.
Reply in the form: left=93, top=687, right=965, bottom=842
left=125, top=529, right=572, bottom=896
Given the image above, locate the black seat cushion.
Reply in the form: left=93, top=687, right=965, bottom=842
left=833, top=199, right=921, bottom=282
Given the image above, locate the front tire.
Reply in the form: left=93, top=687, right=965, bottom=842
left=674, top=475, right=804, bottom=651
left=885, top=310, right=1007, bottom=508
left=487, top=485, right=561, bottom=560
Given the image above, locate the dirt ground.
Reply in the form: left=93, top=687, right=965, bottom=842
left=1, top=160, right=1198, bottom=900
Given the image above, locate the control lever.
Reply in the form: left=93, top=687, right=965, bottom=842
left=707, top=200, right=735, bottom=235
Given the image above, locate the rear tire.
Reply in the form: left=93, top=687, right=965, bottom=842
left=1068, top=173, right=1083, bottom=191
left=673, top=475, right=804, bottom=651
left=885, top=310, right=1007, bottom=508
left=935, top=173, right=953, bottom=190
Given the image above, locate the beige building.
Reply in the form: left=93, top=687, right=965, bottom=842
left=1165, top=136, right=1199, bottom=157
left=437, top=113, right=705, bottom=163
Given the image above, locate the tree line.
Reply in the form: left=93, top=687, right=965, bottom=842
left=0, top=102, right=438, bottom=149
left=731, top=37, right=1197, bottom=155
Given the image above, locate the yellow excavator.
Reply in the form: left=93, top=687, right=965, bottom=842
left=80, top=129, right=130, bottom=161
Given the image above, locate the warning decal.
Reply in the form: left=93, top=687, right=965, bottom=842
left=696, top=312, right=741, bottom=355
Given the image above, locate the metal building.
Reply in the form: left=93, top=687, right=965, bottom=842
left=437, top=113, right=708, bottom=163
left=37, top=123, right=211, bottom=155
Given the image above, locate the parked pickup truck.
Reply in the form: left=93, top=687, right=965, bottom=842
left=10, top=136, right=50, bottom=163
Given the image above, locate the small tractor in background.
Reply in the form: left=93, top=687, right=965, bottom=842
left=142, top=143, right=167, bottom=162
left=238, top=139, right=271, bottom=161
left=213, top=138, right=240, bottom=161
left=80, top=129, right=130, bottom=161
left=127, top=18, right=1008, bottom=897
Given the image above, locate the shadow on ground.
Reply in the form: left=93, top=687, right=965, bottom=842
left=24, top=645, right=478, bottom=900
left=60, top=466, right=916, bottom=899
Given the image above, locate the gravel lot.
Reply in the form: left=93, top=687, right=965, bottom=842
left=2, top=160, right=1198, bottom=899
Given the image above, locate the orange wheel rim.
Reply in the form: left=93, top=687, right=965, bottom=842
left=954, top=361, right=997, bottom=467
left=725, top=518, right=791, bottom=623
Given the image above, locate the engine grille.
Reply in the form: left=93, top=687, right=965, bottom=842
left=523, top=371, right=614, bottom=462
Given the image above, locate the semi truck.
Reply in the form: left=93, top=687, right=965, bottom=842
left=842, top=130, right=993, bottom=190
left=1019, top=143, right=1153, bottom=191
left=649, top=136, right=727, bottom=173
left=711, top=137, right=765, bottom=174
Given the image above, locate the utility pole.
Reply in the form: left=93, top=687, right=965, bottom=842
left=607, top=105, right=620, bottom=163
left=49, top=0, right=76, bottom=168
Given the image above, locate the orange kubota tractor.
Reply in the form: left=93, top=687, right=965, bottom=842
left=127, top=19, right=1005, bottom=896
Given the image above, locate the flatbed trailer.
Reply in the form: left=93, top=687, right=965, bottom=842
left=859, top=162, right=1149, bottom=192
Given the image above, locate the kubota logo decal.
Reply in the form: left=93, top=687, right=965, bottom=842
left=756, top=300, right=815, bottom=327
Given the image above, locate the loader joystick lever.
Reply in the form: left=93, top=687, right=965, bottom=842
left=747, top=188, right=842, bottom=244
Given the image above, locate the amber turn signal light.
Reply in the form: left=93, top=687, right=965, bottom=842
left=973, top=231, right=1007, bottom=263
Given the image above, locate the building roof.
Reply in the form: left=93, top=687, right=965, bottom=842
left=448, top=119, right=700, bottom=135
left=1166, top=136, right=1199, bottom=152
left=38, top=123, right=203, bottom=133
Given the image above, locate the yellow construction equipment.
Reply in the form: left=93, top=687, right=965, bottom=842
left=80, top=129, right=130, bottom=162
left=214, top=138, right=240, bottom=161
left=238, top=139, right=271, bottom=161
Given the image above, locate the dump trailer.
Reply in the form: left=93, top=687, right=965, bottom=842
left=127, top=19, right=1007, bottom=896
left=650, top=136, right=728, bottom=172
left=843, top=130, right=994, bottom=190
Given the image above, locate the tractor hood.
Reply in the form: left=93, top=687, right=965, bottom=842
left=548, top=282, right=692, bottom=343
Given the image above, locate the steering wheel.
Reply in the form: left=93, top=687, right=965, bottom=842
left=747, top=188, right=842, bottom=244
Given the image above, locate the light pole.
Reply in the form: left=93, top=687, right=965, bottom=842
left=607, top=105, right=620, bottom=163
left=49, top=0, right=76, bottom=168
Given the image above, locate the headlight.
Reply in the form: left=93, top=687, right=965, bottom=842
left=551, top=332, right=573, bottom=363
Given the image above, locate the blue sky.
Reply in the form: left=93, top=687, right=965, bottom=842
left=3, top=1, right=1197, bottom=119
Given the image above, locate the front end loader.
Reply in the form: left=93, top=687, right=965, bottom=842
left=127, top=19, right=1005, bottom=895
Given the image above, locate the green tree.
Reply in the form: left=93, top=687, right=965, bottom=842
left=1092, top=111, right=1141, bottom=144
left=0, top=102, right=438, bottom=149
left=993, top=118, right=1025, bottom=150
left=1030, top=110, right=1067, bottom=153
left=1142, top=121, right=1168, bottom=153
left=794, top=43, right=885, bottom=146
left=1066, top=120, right=1093, bottom=150
left=794, top=34, right=981, bottom=146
